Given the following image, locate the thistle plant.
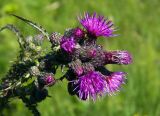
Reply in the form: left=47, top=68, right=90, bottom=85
left=0, top=13, right=132, bottom=115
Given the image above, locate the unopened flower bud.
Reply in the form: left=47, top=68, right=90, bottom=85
left=38, top=74, right=56, bottom=86
left=74, top=27, right=85, bottom=38
left=87, top=49, right=97, bottom=58
left=69, top=59, right=83, bottom=76
left=50, top=32, right=62, bottom=46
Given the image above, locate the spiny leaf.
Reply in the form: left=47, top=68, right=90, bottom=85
left=10, top=14, right=50, bottom=40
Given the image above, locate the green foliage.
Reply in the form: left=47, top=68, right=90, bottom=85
left=0, top=0, right=160, bottom=116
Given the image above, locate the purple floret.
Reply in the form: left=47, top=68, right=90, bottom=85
left=105, top=72, right=126, bottom=94
left=79, top=13, right=115, bottom=38
left=76, top=71, right=107, bottom=100
left=60, top=37, right=76, bottom=53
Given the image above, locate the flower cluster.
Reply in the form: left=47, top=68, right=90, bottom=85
left=50, top=13, right=132, bottom=100
left=0, top=13, right=132, bottom=115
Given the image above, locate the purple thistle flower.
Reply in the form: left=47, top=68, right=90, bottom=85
left=60, top=36, right=76, bottom=53
left=74, top=27, right=85, bottom=38
left=105, top=72, right=126, bottom=94
left=104, top=51, right=132, bottom=65
left=79, top=13, right=115, bottom=38
left=75, top=71, right=107, bottom=100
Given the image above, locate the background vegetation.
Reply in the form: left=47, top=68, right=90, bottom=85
left=0, top=0, right=160, bottom=116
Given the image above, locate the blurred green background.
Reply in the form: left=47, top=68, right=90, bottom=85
left=0, top=0, right=160, bottom=116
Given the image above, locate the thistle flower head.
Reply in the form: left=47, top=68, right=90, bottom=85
left=38, top=74, right=56, bottom=87
left=105, top=72, right=126, bottom=94
left=74, top=27, right=85, bottom=38
left=60, top=36, right=76, bottom=53
left=76, top=71, right=107, bottom=100
left=45, top=75, right=55, bottom=86
left=49, top=32, right=62, bottom=46
left=69, top=59, right=83, bottom=76
left=87, top=49, right=97, bottom=58
left=104, top=51, right=132, bottom=65
left=79, top=13, right=115, bottom=38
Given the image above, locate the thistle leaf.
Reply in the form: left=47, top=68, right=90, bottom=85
left=10, top=14, right=50, bottom=40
